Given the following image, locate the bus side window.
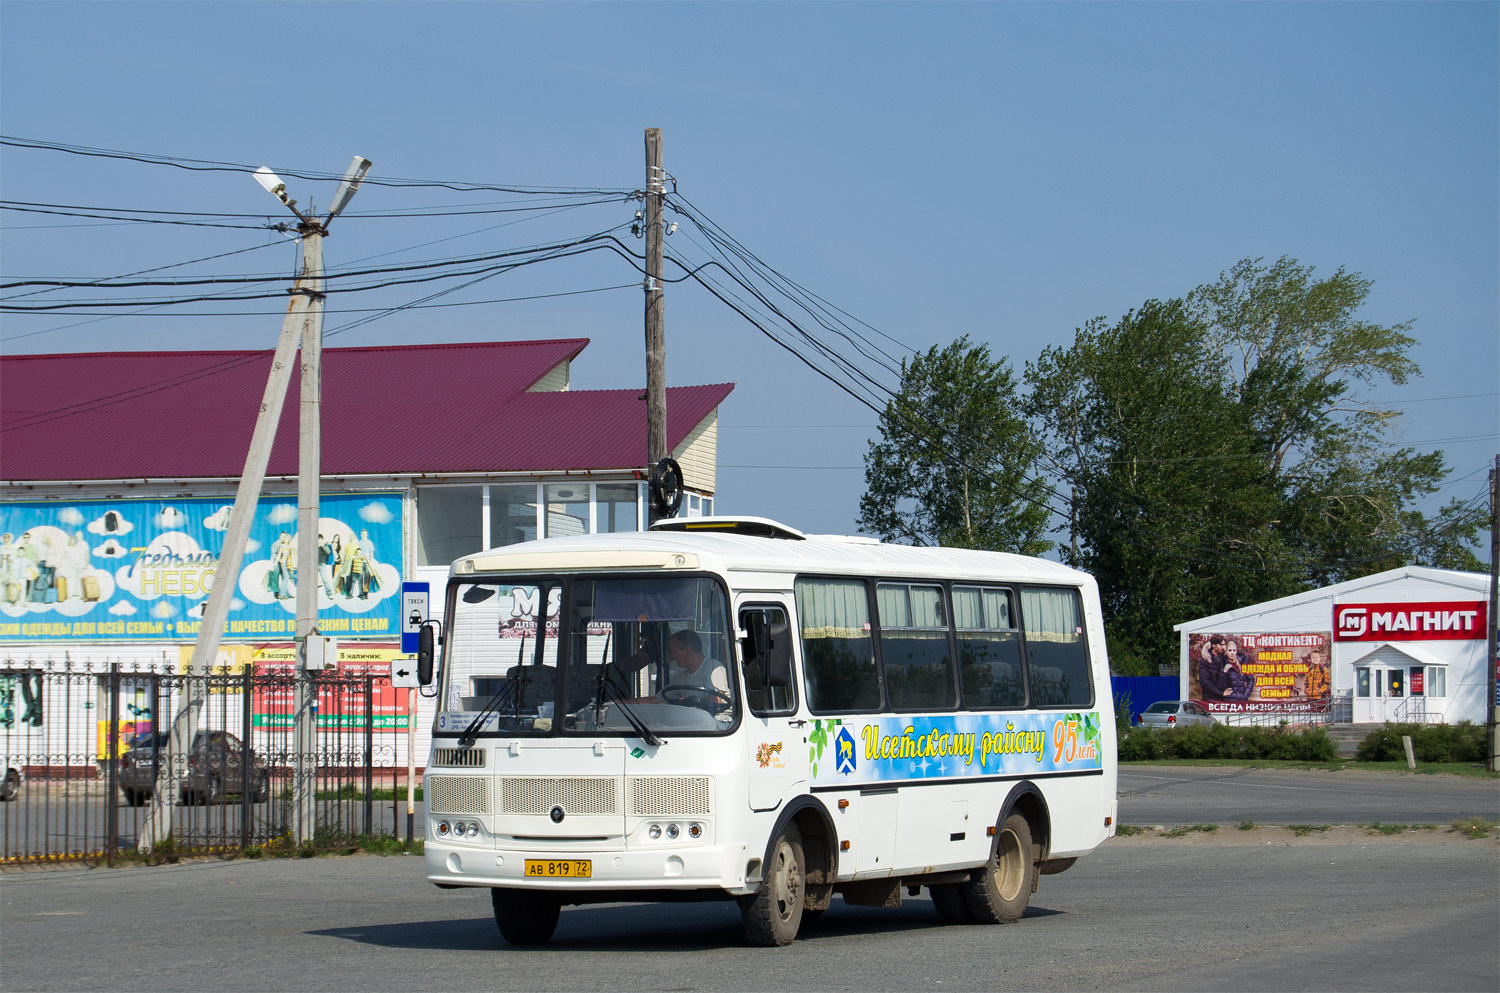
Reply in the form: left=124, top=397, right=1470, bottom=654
left=953, top=586, right=1024, bottom=709
left=1020, top=587, right=1092, bottom=708
left=741, top=605, right=796, bottom=716
left=876, top=583, right=956, bottom=711
left=795, top=577, right=880, bottom=713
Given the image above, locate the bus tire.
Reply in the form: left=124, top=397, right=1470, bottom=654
left=491, top=888, right=560, bottom=945
left=929, top=882, right=975, bottom=924
left=963, top=813, right=1036, bottom=924
left=742, top=822, right=805, bottom=946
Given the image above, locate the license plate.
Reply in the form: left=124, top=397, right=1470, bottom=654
left=524, top=859, right=592, bottom=878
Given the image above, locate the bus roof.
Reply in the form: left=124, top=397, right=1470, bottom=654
left=448, top=517, right=1090, bottom=588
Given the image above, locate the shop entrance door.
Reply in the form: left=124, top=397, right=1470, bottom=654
left=1354, top=666, right=1388, bottom=722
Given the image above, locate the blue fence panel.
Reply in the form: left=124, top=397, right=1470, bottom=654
left=1110, top=675, right=1179, bottom=725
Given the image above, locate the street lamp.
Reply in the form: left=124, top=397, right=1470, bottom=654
left=149, top=152, right=374, bottom=852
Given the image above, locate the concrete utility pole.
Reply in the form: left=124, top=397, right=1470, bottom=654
left=139, top=256, right=319, bottom=853
left=1487, top=454, right=1498, bottom=773
left=644, top=127, right=668, bottom=512
left=291, top=228, right=326, bottom=844
left=139, top=157, right=369, bottom=852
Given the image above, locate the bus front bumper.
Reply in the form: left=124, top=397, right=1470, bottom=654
left=426, top=840, right=751, bottom=894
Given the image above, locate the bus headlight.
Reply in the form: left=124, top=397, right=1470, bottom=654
left=665, top=823, right=680, bottom=840
left=436, top=821, right=451, bottom=836
left=688, top=822, right=702, bottom=839
left=465, top=822, right=481, bottom=838
left=648, top=823, right=662, bottom=839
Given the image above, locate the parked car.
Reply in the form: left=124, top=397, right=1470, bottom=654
left=117, top=729, right=269, bottom=806
left=1136, top=700, right=1217, bottom=729
left=0, top=751, right=21, bottom=801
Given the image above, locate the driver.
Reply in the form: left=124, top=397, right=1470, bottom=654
left=666, top=629, right=728, bottom=700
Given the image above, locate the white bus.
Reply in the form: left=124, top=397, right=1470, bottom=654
left=417, top=517, right=1117, bottom=946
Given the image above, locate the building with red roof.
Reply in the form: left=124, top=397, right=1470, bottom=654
left=0, top=340, right=733, bottom=652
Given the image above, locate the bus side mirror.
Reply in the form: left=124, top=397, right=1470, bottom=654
left=742, top=614, right=792, bottom=689
left=417, top=622, right=437, bottom=686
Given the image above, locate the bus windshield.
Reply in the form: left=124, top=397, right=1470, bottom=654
left=437, top=574, right=736, bottom=737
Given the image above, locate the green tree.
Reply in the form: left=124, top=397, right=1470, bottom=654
left=1026, top=258, right=1484, bottom=670
left=859, top=335, right=1052, bottom=554
left=1027, top=300, right=1298, bottom=672
left=1188, top=257, right=1484, bottom=580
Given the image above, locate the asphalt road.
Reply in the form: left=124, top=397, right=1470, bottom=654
left=2, top=833, right=1495, bottom=993
left=2, top=767, right=1497, bottom=992
left=1118, top=766, right=1500, bottom=827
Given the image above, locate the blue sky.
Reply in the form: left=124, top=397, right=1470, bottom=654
left=2, top=1, right=1496, bottom=540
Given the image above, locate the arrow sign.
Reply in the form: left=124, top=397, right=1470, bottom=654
left=390, top=660, right=419, bottom=689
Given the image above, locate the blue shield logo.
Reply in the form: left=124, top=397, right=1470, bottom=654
left=834, top=726, right=857, bottom=775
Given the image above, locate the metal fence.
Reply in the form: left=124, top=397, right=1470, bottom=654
left=1, top=660, right=420, bottom=865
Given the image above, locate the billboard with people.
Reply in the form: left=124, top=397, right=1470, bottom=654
left=1187, top=631, right=1332, bottom=714
left=0, top=493, right=403, bottom=643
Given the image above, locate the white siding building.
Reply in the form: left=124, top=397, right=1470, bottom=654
left=1175, top=567, right=1492, bottom=725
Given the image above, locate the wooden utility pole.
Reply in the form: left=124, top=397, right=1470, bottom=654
left=1487, top=454, right=1498, bottom=772
left=644, top=128, right=668, bottom=492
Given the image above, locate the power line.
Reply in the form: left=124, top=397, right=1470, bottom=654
left=0, top=283, right=638, bottom=329
left=0, top=135, right=636, bottom=196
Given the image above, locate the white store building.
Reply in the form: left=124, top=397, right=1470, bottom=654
left=1175, top=566, right=1492, bottom=725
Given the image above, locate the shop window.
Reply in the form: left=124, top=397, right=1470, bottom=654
left=489, top=484, right=538, bottom=547
left=1426, top=667, right=1446, bottom=698
left=673, top=492, right=713, bottom=518
left=0, top=672, right=44, bottom=731
left=1386, top=669, right=1404, bottom=698
left=543, top=484, right=590, bottom=538
left=416, top=486, right=481, bottom=566
left=596, top=483, right=641, bottom=533
left=1355, top=668, right=1370, bottom=698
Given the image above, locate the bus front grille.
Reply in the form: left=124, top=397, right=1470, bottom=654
left=629, top=776, right=712, bottom=817
left=428, top=776, right=492, bottom=814
left=433, top=748, right=486, bottom=768
left=501, top=777, right=618, bottom=815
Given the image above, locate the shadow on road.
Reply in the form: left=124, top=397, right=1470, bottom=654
left=310, top=898, right=1064, bottom=951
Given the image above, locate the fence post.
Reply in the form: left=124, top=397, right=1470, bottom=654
left=242, top=665, right=255, bottom=850
left=363, top=673, right=373, bottom=838
left=106, top=664, right=120, bottom=867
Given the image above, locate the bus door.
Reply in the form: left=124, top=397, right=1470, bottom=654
left=738, top=599, right=807, bottom=811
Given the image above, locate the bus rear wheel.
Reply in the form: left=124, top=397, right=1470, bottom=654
left=742, top=822, right=805, bottom=946
left=963, top=813, right=1036, bottom=924
left=491, top=888, right=561, bottom=945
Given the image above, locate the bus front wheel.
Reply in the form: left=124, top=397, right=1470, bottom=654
left=742, top=823, right=805, bottom=946
left=963, top=813, right=1036, bottom=924
left=491, top=888, right=561, bottom=945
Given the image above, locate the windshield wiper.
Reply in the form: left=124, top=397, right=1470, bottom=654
left=458, top=636, right=528, bottom=747
left=593, top=641, right=662, bottom=747
left=600, top=676, right=662, bottom=747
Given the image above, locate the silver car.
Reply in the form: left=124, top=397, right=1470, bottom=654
left=1136, top=700, right=1216, bottom=728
